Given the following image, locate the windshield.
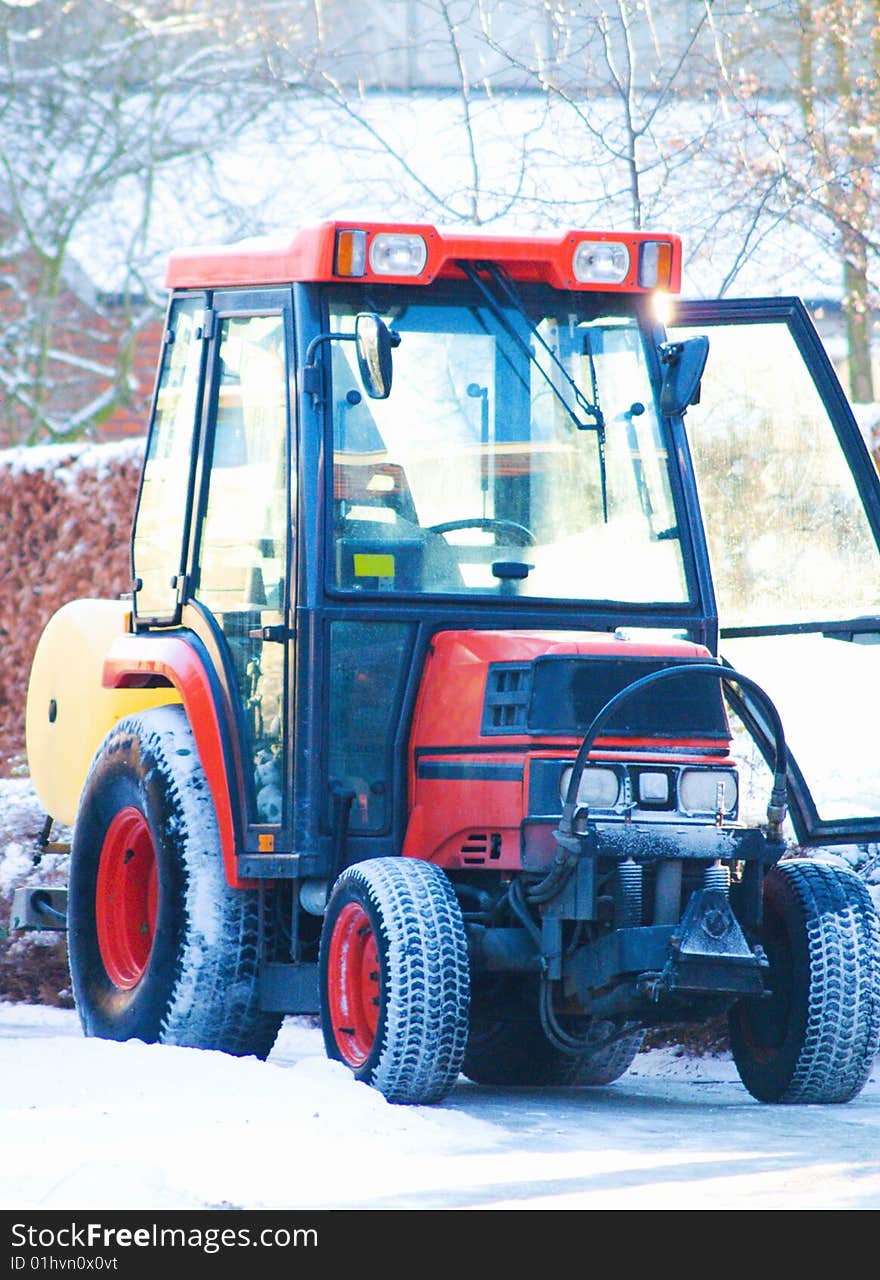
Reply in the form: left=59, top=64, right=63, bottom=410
left=327, top=285, right=688, bottom=604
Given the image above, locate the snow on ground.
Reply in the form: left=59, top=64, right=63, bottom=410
left=1, top=1002, right=879, bottom=1212
left=3, top=774, right=880, bottom=1212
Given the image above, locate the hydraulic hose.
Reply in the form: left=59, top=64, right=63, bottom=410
left=538, top=980, right=638, bottom=1057
left=528, top=661, right=789, bottom=906
left=31, top=891, right=67, bottom=925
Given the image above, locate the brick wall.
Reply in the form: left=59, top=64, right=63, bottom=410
left=0, top=208, right=163, bottom=448
left=0, top=303, right=162, bottom=449
left=100, top=318, right=163, bottom=441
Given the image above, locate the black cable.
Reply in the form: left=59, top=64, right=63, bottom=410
left=506, top=875, right=544, bottom=951
left=560, top=662, right=788, bottom=838
left=31, top=894, right=66, bottom=924
left=538, top=979, right=628, bottom=1057
left=526, top=661, right=788, bottom=910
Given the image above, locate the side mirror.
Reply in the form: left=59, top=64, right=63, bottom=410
left=659, top=335, right=709, bottom=417
left=355, top=313, right=399, bottom=400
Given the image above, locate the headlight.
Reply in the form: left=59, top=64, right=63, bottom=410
left=560, top=764, right=620, bottom=809
left=572, top=240, right=630, bottom=284
left=369, top=233, right=427, bottom=276
left=679, top=768, right=738, bottom=816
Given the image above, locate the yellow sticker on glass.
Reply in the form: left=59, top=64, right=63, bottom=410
left=353, top=553, right=395, bottom=578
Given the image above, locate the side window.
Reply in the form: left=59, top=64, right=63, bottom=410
left=196, top=313, right=290, bottom=824
left=133, top=296, right=205, bottom=621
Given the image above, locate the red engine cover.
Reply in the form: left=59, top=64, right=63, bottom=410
left=402, top=629, right=731, bottom=871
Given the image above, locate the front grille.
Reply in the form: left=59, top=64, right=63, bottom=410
left=482, top=654, right=730, bottom=740
left=529, top=655, right=730, bottom=739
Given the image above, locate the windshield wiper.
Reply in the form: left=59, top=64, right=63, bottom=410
left=457, top=260, right=608, bottom=519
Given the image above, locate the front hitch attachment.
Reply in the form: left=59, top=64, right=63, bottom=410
left=638, top=886, right=770, bottom=1004
left=668, top=887, right=768, bottom=995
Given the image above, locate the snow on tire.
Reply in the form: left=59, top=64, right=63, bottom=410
left=729, top=858, right=880, bottom=1104
left=319, top=857, right=470, bottom=1104
left=68, top=704, right=281, bottom=1059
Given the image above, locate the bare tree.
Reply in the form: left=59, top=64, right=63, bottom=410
left=4, top=0, right=877, bottom=442
left=256, top=0, right=551, bottom=226
left=277, top=0, right=780, bottom=289
left=706, top=0, right=880, bottom=402
left=0, top=0, right=296, bottom=445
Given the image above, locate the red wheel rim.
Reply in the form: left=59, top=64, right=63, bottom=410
left=95, top=807, right=158, bottom=989
left=327, top=902, right=381, bottom=1067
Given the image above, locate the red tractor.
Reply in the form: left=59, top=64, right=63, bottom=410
left=18, top=221, right=880, bottom=1105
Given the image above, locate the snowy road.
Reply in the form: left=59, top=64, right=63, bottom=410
left=2, top=1003, right=879, bottom=1211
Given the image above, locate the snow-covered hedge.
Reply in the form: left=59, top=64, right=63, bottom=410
left=0, top=440, right=143, bottom=1004
left=0, top=439, right=143, bottom=775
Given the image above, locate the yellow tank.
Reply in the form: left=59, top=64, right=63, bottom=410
left=25, top=598, right=180, bottom=827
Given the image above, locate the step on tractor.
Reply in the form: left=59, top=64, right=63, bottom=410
left=15, top=220, right=880, bottom=1106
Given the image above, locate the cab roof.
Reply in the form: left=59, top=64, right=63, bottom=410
left=164, top=220, right=682, bottom=294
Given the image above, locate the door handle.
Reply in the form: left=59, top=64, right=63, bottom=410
left=248, top=625, right=291, bottom=643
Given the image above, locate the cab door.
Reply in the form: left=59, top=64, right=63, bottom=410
left=191, top=291, right=294, bottom=834
left=670, top=297, right=880, bottom=845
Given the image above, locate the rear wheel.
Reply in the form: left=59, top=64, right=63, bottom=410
left=68, top=705, right=281, bottom=1059
left=729, top=859, right=880, bottom=1103
left=463, top=977, right=643, bottom=1086
left=94, top=806, right=158, bottom=990
left=319, top=858, right=470, bottom=1104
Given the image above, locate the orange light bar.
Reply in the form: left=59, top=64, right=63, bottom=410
left=166, top=221, right=683, bottom=293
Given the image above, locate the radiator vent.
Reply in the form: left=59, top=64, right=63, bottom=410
left=482, top=663, right=532, bottom=735
left=460, top=832, right=503, bottom=864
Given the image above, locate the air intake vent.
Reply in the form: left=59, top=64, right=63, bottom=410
left=460, top=832, right=503, bottom=864
left=482, top=663, right=532, bottom=735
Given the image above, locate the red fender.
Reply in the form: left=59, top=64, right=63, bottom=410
left=102, top=634, right=250, bottom=889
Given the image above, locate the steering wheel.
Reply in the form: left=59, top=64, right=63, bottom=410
left=426, top=517, right=536, bottom=546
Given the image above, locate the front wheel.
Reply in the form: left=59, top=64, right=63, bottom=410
left=729, top=859, right=880, bottom=1104
left=319, top=858, right=470, bottom=1104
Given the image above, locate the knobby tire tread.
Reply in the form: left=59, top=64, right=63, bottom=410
left=731, top=859, right=880, bottom=1104
left=322, top=858, right=470, bottom=1104
left=70, top=706, right=281, bottom=1060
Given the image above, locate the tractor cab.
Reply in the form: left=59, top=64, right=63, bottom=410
left=126, top=228, right=708, bottom=866
left=20, top=221, right=880, bottom=1107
